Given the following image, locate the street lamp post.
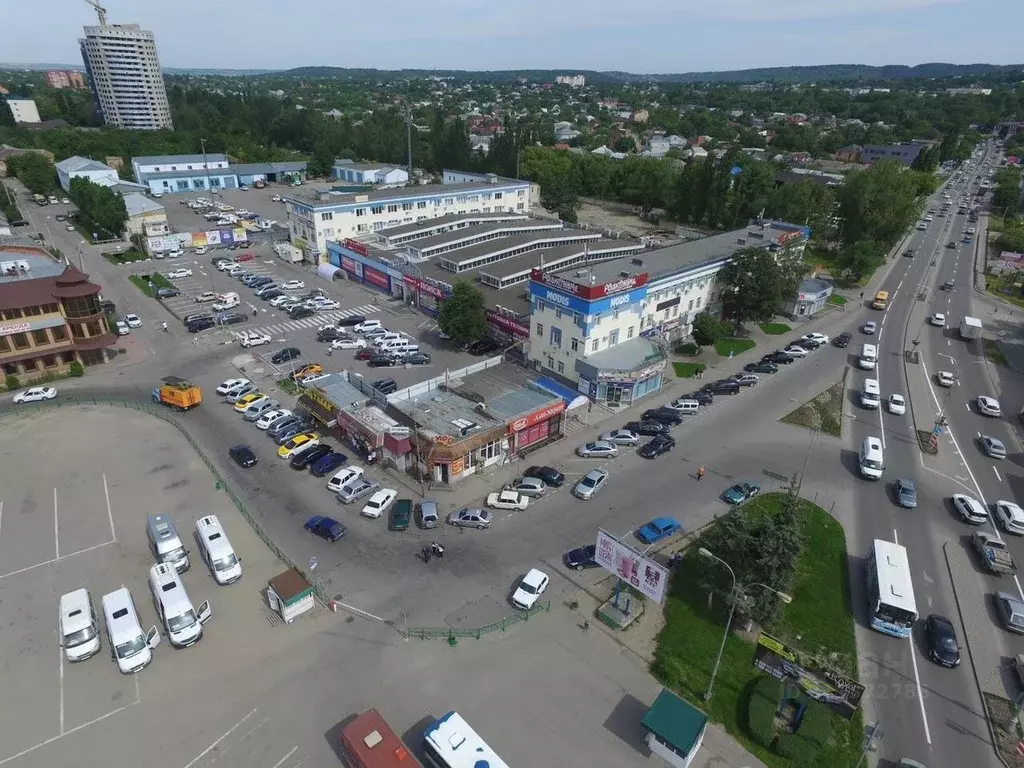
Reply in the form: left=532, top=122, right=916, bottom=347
left=698, top=547, right=793, bottom=703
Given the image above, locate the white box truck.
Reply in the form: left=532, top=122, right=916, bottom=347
left=960, top=316, right=983, bottom=340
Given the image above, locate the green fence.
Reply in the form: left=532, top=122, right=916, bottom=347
left=404, top=601, right=551, bottom=642
left=1, top=396, right=330, bottom=606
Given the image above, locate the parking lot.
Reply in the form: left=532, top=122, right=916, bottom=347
left=0, top=407, right=312, bottom=768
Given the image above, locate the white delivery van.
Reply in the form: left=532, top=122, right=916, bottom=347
left=860, top=378, right=881, bottom=409
left=146, top=513, right=191, bottom=573
left=58, top=588, right=102, bottom=662
left=859, top=436, right=884, bottom=480
left=148, top=563, right=211, bottom=648
left=859, top=343, right=877, bottom=370
left=212, top=292, right=240, bottom=311
left=195, top=515, right=242, bottom=585
left=101, top=587, right=159, bottom=674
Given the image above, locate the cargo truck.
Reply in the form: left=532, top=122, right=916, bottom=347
left=151, top=376, right=203, bottom=411
left=971, top=531, right=1017, bottom=575
left=959, top=316, right=983, bottom=340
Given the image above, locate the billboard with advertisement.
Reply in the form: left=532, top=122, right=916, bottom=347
left=529, top=282, right=648, bottom=316
left=508, top=401, right=565, bottom=435
left=594, top=529, right=670, bottom=604
left=405, top=275, right=449, bottom=300
left=531, top=268, right=649, bottom=300
left=752, top=632, right=864, bottom=719
left=362, top=265, right=391, bottom=291
left=343, top=238, right=369, bottom=257
left=486, top=309, right=529, bottom=339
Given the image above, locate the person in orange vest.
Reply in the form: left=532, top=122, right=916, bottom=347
left=697, top=465, right=706, bottom=481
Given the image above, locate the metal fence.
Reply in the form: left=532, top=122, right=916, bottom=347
left=403, top=601, right=551, bottom=642
left=0, top=396, right=330, bottom=606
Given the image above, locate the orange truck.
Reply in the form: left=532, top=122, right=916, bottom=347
left=151, top=376, right=203, bottom=411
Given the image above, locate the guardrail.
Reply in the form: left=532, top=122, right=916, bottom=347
left=403, top=601, right=551, bottom=643
left=0, top=396, right=330, bottom=606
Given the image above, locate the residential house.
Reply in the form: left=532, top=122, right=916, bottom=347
left=56, top=156, right=120, bottom=193
left=332, top=161, right=409, bottom=186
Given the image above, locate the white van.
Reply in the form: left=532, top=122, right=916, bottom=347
left=58, top=588, right=102, bottom=662
left=860, top=378, right=881, bottom=409
left=859, top=343, right=877, bottom=370
left=146, top=513, right=191, bottom=573
left=859, top=436, right=884, bottom=480
left=101, top=587, right=159, bottom=674
left=195, top=515, right=242, bottom=585
left=148, top=563, right=211, bottom=648
left=213, top=291, right=240, bottom=311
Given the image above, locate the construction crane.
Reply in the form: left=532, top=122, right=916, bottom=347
left=84, top=0, right=108, bottom=25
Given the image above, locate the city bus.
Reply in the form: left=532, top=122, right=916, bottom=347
left=339, top=709, right=423, bottom=768
left=865, top=539, right=918, bottom=637
left=423, top=711, right=509, bottom=768
left=871, top=290, right=889, bottom=310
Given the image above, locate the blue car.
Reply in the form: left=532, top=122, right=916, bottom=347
left=304, top=515, right=346, bottom=543
left=309, top=451, right=348, bottom=477
left=722, top=482, right=761, bottom=505
left=637, top=517, right=682, bottom=544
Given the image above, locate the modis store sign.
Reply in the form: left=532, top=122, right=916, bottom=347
left=530, top=269, right=648, bottom=301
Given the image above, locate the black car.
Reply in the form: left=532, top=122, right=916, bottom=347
left=624, top=420, right=670, bottom=437
left=187, top=317, right=215, bottom=333
left=701, top=379, right=741, bottom=395
left=337, top=315, right=366, bottom=327
left=229, top=444, right=257, bottom=468
left=642, top=407, right=683, bottom=426
left=638, top=435, right=677, bottom=459
left=764, top=351, right=795, bottom=364
left=466, top=338, right=501, bottom=356
left=832, top=332, right=852, bottom=348
left=685, top=390, right=714, bottom=406
left=317, top=328, right=345, bottom=342
left=290, top=443, right=333, bottom=470
left=99, top=299, right=116, bottom=314
left=289, top=306, right=315, bottom=320
left=796, top=338, right=822, bottom=350
left=563, top=544, right=599, bottom=571
left=183, top=312, right=211, bottom=325
left=940, top=281, right=955, bottom=292
left=903, top=248, right=915, bottom=258
left=525, top=465, right=565, bottom=487
left=309, top=451, right=348, bottom=477
left=372, top=378, right=398, bottom=394
left=260, top=289, right=284, bottom=301
left=405, top=352, right=432, bottom=365
left=250, top=276, right=274, bottom=288
left=925, top=614, right=961, bottom=667
left=744, top=361, right=778, bottom=374
left=367, top=355, right=397, bottom=367
left=271, top=347, right=301, bottom=364
left=218, top=312, right=248, bottom=325
left=156, top=287, right=181, bottom=298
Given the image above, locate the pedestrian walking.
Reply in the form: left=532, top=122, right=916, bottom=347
left=252, top=308, right=258, bottom=317
left=695, top=369, right=703, bottom=380
left=859, top=291, right=865, bottom=299
left=697, top=465, right=705, bottom=481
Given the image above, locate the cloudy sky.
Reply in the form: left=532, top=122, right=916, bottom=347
left=5, top=0, right=1019, bottom=72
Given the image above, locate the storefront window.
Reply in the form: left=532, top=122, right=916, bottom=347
left=32, top=329, right=49, bottom=345
left=477, top=440, right=502, bottom=461
left=0, top=336, right=9, bottom=352
left=11, top=333, right=29, bottom=350
left=51, top=325, right=67, bottom=342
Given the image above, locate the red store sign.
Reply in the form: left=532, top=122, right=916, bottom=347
left=404, top=275, right=448, bottom=300
left=530, top=268, right=648, bottom=301
left=777, top=230, right=804, bottom=246
left=341, top=255, right=358, bottom=273
left=486, top=309, right=529, bottom=339
left=508, top=401, right=566, bottom=435
left=363, top=266, right=390, bottom=290
left=343, top=238, right=369, bottom=257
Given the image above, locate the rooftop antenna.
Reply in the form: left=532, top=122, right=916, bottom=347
left=84, top=0, right=108, bottom=25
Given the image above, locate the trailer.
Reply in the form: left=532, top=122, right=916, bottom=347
left=959, top=316, right=983, bottom=340
left=151, top=376, right=203, bottom=411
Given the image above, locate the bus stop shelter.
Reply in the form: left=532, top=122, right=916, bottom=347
left=641, top=688, right=708, bottom=768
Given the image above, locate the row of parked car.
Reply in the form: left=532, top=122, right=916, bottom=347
left=316, top=320, right=433, bottom=368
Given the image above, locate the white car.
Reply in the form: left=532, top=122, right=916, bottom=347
left=888, top=394, right=906, bottom=415
left=327, top=466, right=364, bottom=493
left=217, top=261, right=237, bottom=272
left=952, top=493, right=988, bottom=524
left=167, top=249, right=183, bottom=259
left=486, top=490, right=530, bottom=511
left=916, top=223, right=927, bottom=231
left=930, top=312, right=946, bottom=327
left=166, top=268, right=193, bottom=279
left=332, top=337, right=367, bottom=350
left=996, top=501, right=1024, bottom=535
left=239, top=331, right=272, bottom=348
left=124, top=313, right=142, bottom=328
left=361, top=488, right=398, bottom=519
left=511, top=568, right=549, bottom=610
left=298, top=372, right=331, bottom=387
left=269, top=295, right=293, bottom=307
left=271, top=195, right=282, bottom=202
left=194, top=246, right=208, bottom=255
left=216, top=377, right=251, bottom=395
left=280, top=280, right=305, bottom=291
left=863, top=321, right=877, bottom=335
left=115, top=320, right=130, bottom=335
left=61, top=197, right=70, bottom=205
left=194, top=291, right=217, bottom=303
left=801, top=332, right=829, bottom=345
left=255, top=408, right=291, bottom=429
left=967, top=226, right=976, bottom=235
left=977, top=396, right=1002, bottom=417
left=936, top=371, right=955, bottom=388
left=354, top=319, right=383, bottom=333
left=312, top=299, right=340, bottom=310
left=13, top=386, right=57, bottom=404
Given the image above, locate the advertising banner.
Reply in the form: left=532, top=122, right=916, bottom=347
left=752, top=632, right=864, bottom=719
left=594, top=529, right=669, bottom=604
left=343, top=238, right=369, bottom=257
left=486, top=309, right=529, bottom=339
left=531, top=268, right=649, bottom=300
left=509, top=401, right=565, bottom=435
left=341, top=255, right=358, bottom=274
left=0, top=321, right=32, bottom=337
left=363, top=266, right=391, bottom=291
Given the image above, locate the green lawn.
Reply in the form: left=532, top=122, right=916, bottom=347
left=759, top=322, right=791, bottom=336
left=102, top=248, right=150, bottom=265
left=128, top=275, right=154, bottom=297
left=984, top=338, right=1010, bottom=367
left=715, top=337, right=756, bottom=357
left=276, top=378, right=300, bottom=395
left=674, top=342, right=699, bottom=356
left=828, top=294, right=848, bottom=306
left=673, top=362, right=706, bottom=378
left=652, top=493, right=862, bottom=768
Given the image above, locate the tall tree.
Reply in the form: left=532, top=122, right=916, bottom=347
left=718, top=247, right=805, bottom=330
left=437, top=281, right=489, bottom=343
left=0, top=99, right=15, bottom=129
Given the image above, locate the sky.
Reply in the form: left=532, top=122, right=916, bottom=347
left=4, top=0, right=1020, bottom=73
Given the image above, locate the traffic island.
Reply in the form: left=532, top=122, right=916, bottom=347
left=779, top=376, right=846, bottom=438
left=982, top=693, right=1024, bottom=768
left=916, top=429, right=939, bottom=455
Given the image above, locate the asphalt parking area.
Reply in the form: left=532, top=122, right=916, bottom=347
left=0, top=407, right=298, bottom=768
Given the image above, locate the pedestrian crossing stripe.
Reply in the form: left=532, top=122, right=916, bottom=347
left=236, top=304, right=379, bottom=339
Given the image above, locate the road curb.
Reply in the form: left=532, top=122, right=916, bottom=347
left=941, top=541, right=1012, bottom=768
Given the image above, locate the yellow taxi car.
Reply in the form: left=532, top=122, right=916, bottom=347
left=292, top=363, right=324, bottom=381
left=278, top=432, right=320, bottom=459
left=233, top=392, right=266, bottom=413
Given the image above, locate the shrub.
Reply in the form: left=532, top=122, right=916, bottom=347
left=747, top=675, right=782, bottom=748
left=69, top=361, right=85, bottom=378
left=675, top=342, right=699, bottom=356
left=774, top=700, right=831, bottom=761
left=5, top=374, right=20, bottom=391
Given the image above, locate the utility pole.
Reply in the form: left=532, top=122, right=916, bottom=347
left=854, top=721, right=884, bottom=768
left=200, top=138, right=212, bottom=198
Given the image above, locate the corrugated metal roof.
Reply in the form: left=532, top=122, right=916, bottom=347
left=133, top=154, right=228, bottom=166
left=56, top=155, right=113, bottom=174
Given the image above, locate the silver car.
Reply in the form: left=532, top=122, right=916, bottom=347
left=996, top=591, right=1024, bottom=634
left=979, top=435, right=1006, bottom=460
left=448, top=508, right=491, bottom=529
left=576, top=440, right=618, bottom=459
left=506, top=476, right=546, bottom=498
left=224, top=383, right=257, bottom=403
left=242, top=398, right=280, bottom=422
left=573, top=469, right=609, bottom=500
left=337, top=477, right=380, bottom=504
left=599, top=429, right=640, bottom=446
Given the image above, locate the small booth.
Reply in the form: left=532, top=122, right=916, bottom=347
left=641, top=688, right=708, bottom=768
left=267, top=568, right=315, bottom=625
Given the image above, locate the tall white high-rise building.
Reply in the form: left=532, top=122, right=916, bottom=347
left=79, top=22, right=173, bottom=130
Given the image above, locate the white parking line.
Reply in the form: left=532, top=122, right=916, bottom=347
left=53, top=487, right=59, bottom=559
left=103, top=474, right=116, bottom=542
left=271, top=747, right=299, bottom=768
left=181, top=709, right=258, bottom=768
left=0, top=540, right=115, bottom=581
left=994, top=467, right=1002, bottom=482
left=0, top=501, right=3, bottom=547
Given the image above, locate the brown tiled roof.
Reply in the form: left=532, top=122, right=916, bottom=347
left=0, top=265, right=102, bottom=310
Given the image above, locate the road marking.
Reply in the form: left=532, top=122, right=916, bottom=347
left=907, top=629, right=933, bottom=744
left=271, top=747, right=299, bottom=768
left=994, top=467, right=1002, bottom=482
left=103, top=474, right=116, bottom=543
left=0, top=501, right=3, bottom=547
left=0, top=540, right=115, bottom=581
left=53, top=487, right=59, bottom=559
left=181, top=709, right=257, bottom=768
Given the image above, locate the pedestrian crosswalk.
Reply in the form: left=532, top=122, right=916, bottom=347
left=235, top=304, right=378, bottom=339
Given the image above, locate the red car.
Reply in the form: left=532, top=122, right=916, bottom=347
left=354, top=347, right=375, bottom=360
left=234, top=251, right=255, bottom=262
